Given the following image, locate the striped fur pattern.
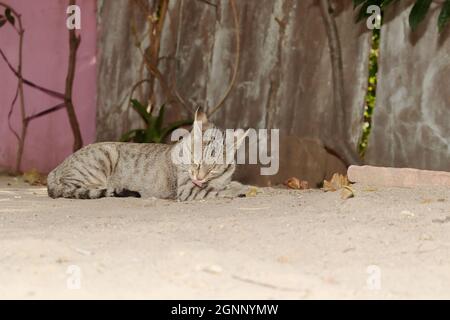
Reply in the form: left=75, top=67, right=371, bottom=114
left=47, top=118, right=248, bottom=201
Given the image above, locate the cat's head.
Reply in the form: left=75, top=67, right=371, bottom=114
left=178, top=110, right=248, bottom=188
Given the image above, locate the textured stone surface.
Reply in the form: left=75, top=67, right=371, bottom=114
left=97, top=0, right=370, bottom=166
left=96, top=0, right=151, bottom=141
left=348, top=165, right=450, bottom=188
left=366, top=1, right=450, bottom=171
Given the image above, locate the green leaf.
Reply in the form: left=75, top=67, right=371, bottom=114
left=355, top=1, right=380, bottom=23
left=5, top=8, right=15, bottom=26
left=353, top=0, right=368, bottom=9
left=130, top=99, right=151, bottom=124
left=409, top=0, right=433, bottom=31
left=382, top=0, right=399, bottom=8
left=438, top=0, right=450, bottom=33
left=144, top=125, right=159, bottom=143
left=0, top=15, right=6, bottom=28
left=355, top=3, right=369, bottom=22
left=155, top=104, right=165, bottom=133
left=160, top=119, right=193, bottom=142
left=120, top=129, right=145, bottom=142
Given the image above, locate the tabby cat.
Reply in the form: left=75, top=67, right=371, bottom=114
left=47, top=112, right=249, bottom=201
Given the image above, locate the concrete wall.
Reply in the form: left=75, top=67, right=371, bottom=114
left=366, top=1, right=450, bottom=171
left=96, top=0, right=371, bottom=184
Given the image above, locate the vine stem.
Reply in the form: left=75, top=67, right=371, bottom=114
left=207, top=0, right=240, bottom=117
left=0, top=1, right=84, bottom=173
left=0, top=2, right=26, bottom=173
left=65, top=0, right=83, bottom=152
left=319, top=0, right=361, bottom=166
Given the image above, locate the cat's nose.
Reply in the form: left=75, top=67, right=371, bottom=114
left=197, top=172, right=206, bottom=180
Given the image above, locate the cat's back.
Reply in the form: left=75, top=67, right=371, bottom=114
left=49, top=141, right=173, bottom=182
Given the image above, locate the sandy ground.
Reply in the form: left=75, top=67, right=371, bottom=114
left=0, top=175, right=449, bottom=300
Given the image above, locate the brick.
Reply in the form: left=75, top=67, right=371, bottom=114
left=347, top=165, right=450, bottom=188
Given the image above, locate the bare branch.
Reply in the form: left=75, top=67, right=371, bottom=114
left=208, top=0, right=240, bottom=117
left=319, top=0, right=361, bottom=166
left=0, top=2, right=27, bottom=173
left=0, top=48, right=65, bottom=99
left=25, top=102, right=66, bottom=123
left=64, top=0, right=83, bottom=152
left=197, top=0, right=218, bottom=8
left=131, top=0, right=192, bottom=115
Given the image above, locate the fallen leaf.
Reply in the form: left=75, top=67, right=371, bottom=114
left=284, top=177, right=309, bottom=190
left=276, top=256, right=291, bottom=264
left=285, top=177, right=300, bottom=189
left=299, top=180, right=309, bottom=189
left=432, top=216, right=450, bottom=224
left=23, top=169, right=47, bottom=186
left=323, top=173, right=349, bottom=192
left=201, top=264, right=223, bottom=275
left=419, top=233, right=433, bottom=241
left=363, top=186, right=378, bottom=192
left=246, top=186, right=259, bottom=197
left=341, top=186, right=355, bottom=200
left=400, top=210, right=415, bottom=217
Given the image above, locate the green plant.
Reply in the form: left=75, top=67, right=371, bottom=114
left=359, top=29, right=380, bottom=157
left=353, top=0, right=450, bottom=32
left=120, top=99, right=192, bottom=143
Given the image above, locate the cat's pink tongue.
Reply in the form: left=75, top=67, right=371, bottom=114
left=192, top=180, right=203, bottom=188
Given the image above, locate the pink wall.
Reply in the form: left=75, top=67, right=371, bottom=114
left=0, top=0, right=96, bottom=173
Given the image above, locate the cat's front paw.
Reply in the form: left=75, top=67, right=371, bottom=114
left=221, top=181, right=252, bottom=198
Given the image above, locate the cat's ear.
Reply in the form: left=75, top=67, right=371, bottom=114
left=194, top=108, right=208, bottom=126
left=193, top=108, right=210, bottom=133
left=190, top=108, right=204, bottom=149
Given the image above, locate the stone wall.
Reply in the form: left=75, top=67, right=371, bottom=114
left=96, top=0, right=371, bottom=144
left=366, top=1, right=450, bottom=171
left=96, top=0, right=371, bottom=184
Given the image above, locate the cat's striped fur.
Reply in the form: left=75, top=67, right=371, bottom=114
left=47, top=115, right=248, bottom=201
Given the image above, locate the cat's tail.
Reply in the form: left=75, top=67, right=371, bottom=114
left=47, top=169, right=108, bottom=199
left=47, top=169, right=60, bottom=198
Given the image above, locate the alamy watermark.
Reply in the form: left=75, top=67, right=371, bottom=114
left=66, top=264, right=82, bottom=290
left=366, top=5, right=381, bottom=30
left=366, top=265, right=381, bottom=291
left=170, top=122, right=279, bottom=176
left=66, top=5, right=81, bottom=30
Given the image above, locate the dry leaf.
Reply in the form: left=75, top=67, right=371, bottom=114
left=285, top=177, right=300, bottom=189
left=299, top=180, right=309, bottom=189
left=276, top=256, right=291, bottom=264
left=23, top=169, right=47, bottom=186
left=341, top=186, right=355, bottom=200
left=400, top=210, right=415, bottom=217
left=323, top=173, right=349, bottom=192
left=284, top=177, right=309, bottom=190
left=246, top=186, right=259, bottom=197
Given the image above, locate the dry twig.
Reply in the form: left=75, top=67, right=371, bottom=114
left=207, top=0, right=240, bottom=117
left=319, top=0, right=361, bottom=166
left=64, top=0, right=83, bottom=152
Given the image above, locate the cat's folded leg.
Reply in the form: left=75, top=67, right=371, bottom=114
left=212, top=181, right=251, bottom=199
left=57, top=183, right=111, bottom=199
